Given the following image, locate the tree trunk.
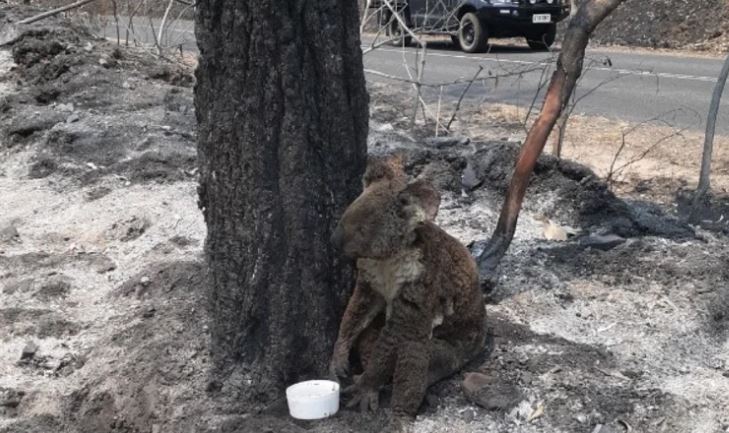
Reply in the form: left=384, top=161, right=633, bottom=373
left=195, top=1, right=369, bottom=403
left=477, top=0, right=627, bottom=290
left=694, top=53, right=729, bottom=202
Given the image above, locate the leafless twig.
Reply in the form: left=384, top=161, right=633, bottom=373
left=17, top=0, right=98, bottom=24
left=605, top=111, right=691, bottom=186
left=446, top=65, right=483, bottom=130
left=157, top=0, right=175, bottom=52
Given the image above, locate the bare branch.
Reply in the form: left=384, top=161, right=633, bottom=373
left=157, top=0, right=175, bottom=51
left=477, top=0, right=628, bottom=289
left=17, top=0, right=98, bottom=25
left=446, top=66, right=483, bottom=130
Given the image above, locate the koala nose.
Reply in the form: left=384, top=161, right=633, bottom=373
left=331, top=224, right=344, bottom=251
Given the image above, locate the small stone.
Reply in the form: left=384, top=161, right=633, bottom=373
left=21, top=341, right=38, bottom=360
left=56, top=103, right=74, bottom=112
left=424, top=136, right=470, bottom=149
left=0, top=225, right=20, bottom=243
left=0, top=387, right=25, bottom=408
left=95, top=260, right=117, bottom=274
left=463, top=372, right=525, bottom=411
left=580, top=233, right=626, bottom=251
left=140, top=276, right=151, bottom=286
left=520, top=371, right=534, bottom=384
left=461, top=160, right=481, bottom=191
left=83, top=42, right=93, bottom=52
left=66, top=113, right=80, bottom=123
left=142, top=307, right=156, bottom=318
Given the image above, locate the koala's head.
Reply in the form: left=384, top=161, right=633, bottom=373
left=331, top=169, right=441, bottom=260
left=362, top=153, right=406, bottom=188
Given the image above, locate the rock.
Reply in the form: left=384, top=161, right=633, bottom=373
left=28, top=156, right=58, bottom=179
left=33, top=276, right=71, bottom=300
left=463, top=372, right=525, bottom=411
left=8, top=111, right=65, bottom=137
left=140, top=276, right=151, bottom=286
left=84, top=186, right=112, bottom=201
left=461, top=160, right=481, bottom=191
left=424, top=136, right=470, bottom=149
left=56, top=353, right=85, bottom=376
left=94, top=256, right=117, bottom=274
left=2, top=278, right=33, bottom=295
left=21, top=341, right=39, bottom=360
left=0, top=225, right=20, bottom=243
left=66, top=113, right=80, bottom=123
left=579, top=233, right=626, bottom=251
left=106, top=216, right=150, bottom=242
left=57, top=103, right=74, bottom=112
left=0, top=387, right=25, bottom=409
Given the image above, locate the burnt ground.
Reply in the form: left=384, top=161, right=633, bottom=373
left=1, top=7, right=729, bottom=433
left=559, top=0, right=729, bottom=52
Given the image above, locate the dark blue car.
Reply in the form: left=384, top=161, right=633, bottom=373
left=373, top=0, right=571, bottom=52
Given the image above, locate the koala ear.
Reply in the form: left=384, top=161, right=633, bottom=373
left=397, top=180, right=441, bottom=223
left=406, top=179, right=440, bottom=221
left=363, top=152, right=407, bottom=187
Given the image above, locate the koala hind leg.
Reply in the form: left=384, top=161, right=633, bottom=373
left=426, top=337, right=482, bottom=387
left=391, top=337, right=483, bottom=419
left=391, top=340, right=431, bottom=418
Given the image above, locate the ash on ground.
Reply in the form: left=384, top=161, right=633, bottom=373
left=1, top=6, right=728, bottom=433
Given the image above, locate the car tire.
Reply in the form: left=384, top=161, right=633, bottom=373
left=526, top=23, right=556, bottom=50
left=458, top=12, right=488, bottom=53
left=385, top=9, right=413, bottom=47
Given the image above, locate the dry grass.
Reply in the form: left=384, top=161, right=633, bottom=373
left=447, top=102, right=729, bottom=202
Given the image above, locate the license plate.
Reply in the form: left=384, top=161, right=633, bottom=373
left=532, top=14, right=551, bottom=23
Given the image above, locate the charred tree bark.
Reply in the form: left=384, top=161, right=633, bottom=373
left=195, top=1, right=368, bottom=402
left=477, top=0, right=626, bottom=289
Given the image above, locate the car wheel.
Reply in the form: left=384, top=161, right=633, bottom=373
left=458, top=12, right=488, bottom=53
left=385, top=10, right=413, bottom=47
left=526, top=23, right=556, bottom=50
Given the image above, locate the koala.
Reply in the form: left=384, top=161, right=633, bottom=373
left=330, top=154, right=486, bottom=433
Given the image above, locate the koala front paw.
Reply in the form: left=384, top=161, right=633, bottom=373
left=343, top=375, right=380, bottom=413
left=329, top=343, right=351, bottom=379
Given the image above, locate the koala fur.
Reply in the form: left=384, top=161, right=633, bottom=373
left=330, top=154, right=486, bottom=432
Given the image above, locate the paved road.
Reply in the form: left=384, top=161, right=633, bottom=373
left=101, top=18, right=729, bottom=133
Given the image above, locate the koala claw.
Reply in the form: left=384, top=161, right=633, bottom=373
left=343, top=377, right=379, bottom=413
left=329, top=345, right=351, bottom=379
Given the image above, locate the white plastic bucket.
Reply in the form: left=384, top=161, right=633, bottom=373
left=285, top=380, right=340, bottom=420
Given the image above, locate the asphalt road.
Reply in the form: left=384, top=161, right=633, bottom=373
left=100, top=17, right=729, bottom=133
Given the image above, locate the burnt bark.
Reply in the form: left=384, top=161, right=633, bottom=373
left=477, top=0, right=627, bottom=290
left=195, top=1, right=368, bottom=403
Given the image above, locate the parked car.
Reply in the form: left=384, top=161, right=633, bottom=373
left=372, top=0, right=571, bottom=52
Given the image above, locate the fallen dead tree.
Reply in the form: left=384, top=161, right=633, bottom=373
left=475, top=0, right=629, bottom=289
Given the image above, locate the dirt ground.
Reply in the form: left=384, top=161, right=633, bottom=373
left=1, top=6, right=729, bottom=433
